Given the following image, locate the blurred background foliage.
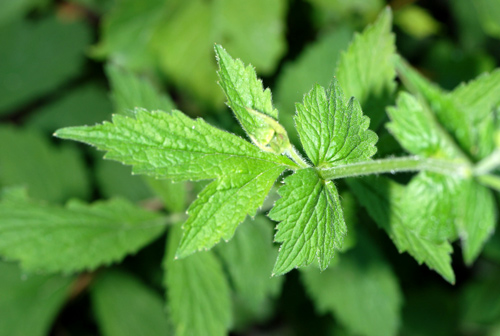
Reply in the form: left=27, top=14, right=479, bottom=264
left=1, top=0, right=500, bottom=335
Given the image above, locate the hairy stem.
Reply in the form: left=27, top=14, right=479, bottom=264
left=474, top=149, right=500, bottom=175
left=285, top=146, right=310, bottom=169
left=477, top=174, right=500, bottom=193
left=318, top=156, right=471, bottom=180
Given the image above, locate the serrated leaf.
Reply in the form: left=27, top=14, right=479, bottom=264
left=216, top=45, right=290, bottom=153
left=56, top=109, right=294, bottom=256
left=457, top=180, right=497, bottom=264
left=348, top=177, right=455, bottom=283
left=106, top=63, right=174, bottom=117
left=165, top=225, right=231, bottom=336
left=178, top=164, right=285, bottom=257
left=336, top=7, right=396, bottom=129
left=91, top=269, right=170, bottom=336
left=269, top=168, right=346, bottom=275
left=0, top=16, right=90, bottom=114
left=55, top=109, right=293, bottom=182
left=274, top=27, right=353, bottom=144
left=301, top=247, right=402, bottom=336
left=0, top=126, right=90, bottom=203
left=295, top=80, right=377, bottom=167
left=215, top=216, right=283, bottom=320
left=0, top=261, right=73, bottom=336
left=0, top=187, right=166, bottom=273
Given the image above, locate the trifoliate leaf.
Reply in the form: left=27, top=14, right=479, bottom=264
left=216, top=45, right=290, bottom=153
left=215, top=216, right=282, bottom=318
left=55, top=109, right=295, bottom=257
left=0, top=126, right=90, bottom=203
left=336, top=7, right=396, bottom=129
left=165, top=225, right=231, bottom=336
left=0, top=187, right=166, bottom=273
left=295, top=80, right=377, bottom=168
left=269, top=168, right=345, bottom=275
left=106, top=63, right=174, bottom=117
left=91, top=270, right=171, bottom=336
left=0, top=261, right=73, bottom=336
left=348, top=177, right=455, bottom=283
left=301, top=246, right=402, bottom=336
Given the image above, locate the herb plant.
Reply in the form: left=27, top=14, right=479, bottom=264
left=2, top=2, right=500, bottom=336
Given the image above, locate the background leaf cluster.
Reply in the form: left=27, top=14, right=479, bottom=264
left=1, top=1, right=500, bottom=335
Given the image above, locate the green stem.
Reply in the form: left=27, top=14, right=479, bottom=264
left=285, top=146, right=310, bottom=169
left=318, top=156, right=471, bottom=180
left=474, top=149, right=500, bottom=175
left=477, top=174, right=500, bottom=193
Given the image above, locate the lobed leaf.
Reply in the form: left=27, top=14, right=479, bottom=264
left=0, top=187, right=166, bottom=273
left=295, top=80, right=377, bottom=167
left=269, top=168, right=346, bottom=275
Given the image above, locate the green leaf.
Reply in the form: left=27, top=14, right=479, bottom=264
left=216, top=45, right=290, bottom=153
left=336, top=7, right=396, bottom=128
left=269, top=168, right=346, bottom=275
left=449, top=68, right=500, bottom=159
left=215, top=216, right=283, bottom=320
left=0, top=16, right=90, bottom=114
left=0, top=126, right=90, bottom=203
left=0, top=0, right=49, bottom=27
left=0, top=187, right=166, bottom=273
left=274, top=27, right=353, bottom=144
left=26, top=83, right=113, bottom=134
left=165, top=225, right=232, bottom=336
left=301, top=247, right=402, bottom=336
left=0, top=261, right=73, bottom=336
left=91, top=0, right=164, bottom=71
left=151, top=0, right=287, bottom=106
left=55, top=109, right=293, bottom=182
left=348, top=177, right=455, bottom=283
left=295, top=80, right=377, bottom=168
left=386, top=92, right=463, bottom=159
left=457, top=180, right=497, bottom=264
left=106, top=63, right=175, bottom=117
left=91, top=269, right=171, bottom=336
left=56, top=109, right=294, bottom=256
left=390, top=68, right=497, bottom=263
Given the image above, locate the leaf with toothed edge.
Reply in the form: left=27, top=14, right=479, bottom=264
left=55, top=108, right=295, bottom=259
left=269, top=168, right=346, bottom=275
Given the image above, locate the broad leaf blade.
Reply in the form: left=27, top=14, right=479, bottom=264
left=177, top=164, right=286, bottom=257
left=301, top=250, right=402, bottom=336
left=215, top=216, right=283, bottom=316
left=55, top=109, right=293, bottom=182
left=295, top=80, right=377, bottom=167
left=0, top=188, right=166, bottom=273
left=0, top=126, right=90, bottom=203
left=165, top=225, right=232, bottom=336
left=0, top=261, right=73, bottom=336
left=336, top=7, right=396, bottom=129
left=269, top=168, right=346, bottom=275
left=91, top=270, right=171, bottom=336
left=106, top=63, right=175, bottom=117
left=348, top=177, right=455, bottom=283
